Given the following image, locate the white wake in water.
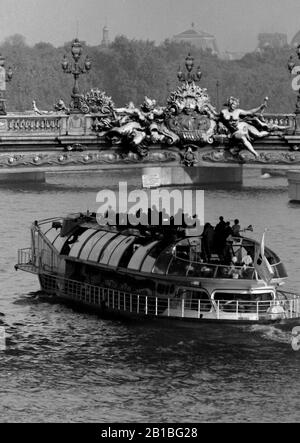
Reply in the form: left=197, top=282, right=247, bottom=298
left=248, top=324, right=293, bottom=345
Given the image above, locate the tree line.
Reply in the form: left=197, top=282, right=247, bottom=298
left=0, top=33, right=297, bottom=114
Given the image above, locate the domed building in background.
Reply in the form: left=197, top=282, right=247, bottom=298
left=172, top=23, right=219, bottom=55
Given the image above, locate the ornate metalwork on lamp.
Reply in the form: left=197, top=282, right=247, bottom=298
left=288, top=45, right=300, bottom=114
left=62, top=38, right=92, bottom=113
left=177, top=53, right=202, bottom=84
left=0, top=53, right=13, bottom=115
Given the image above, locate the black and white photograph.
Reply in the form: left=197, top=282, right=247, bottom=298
left=0, top=0, right=299, bottom=426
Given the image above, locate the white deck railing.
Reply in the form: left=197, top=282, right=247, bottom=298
left=35, top=272, right=300, bottom=322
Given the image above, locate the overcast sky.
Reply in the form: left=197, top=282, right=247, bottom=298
left=1, top=0, right=300, bottom=52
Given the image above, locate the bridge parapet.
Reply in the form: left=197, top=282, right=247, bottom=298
left=0, top=113, right=67, bottom=136
left=261, top=113, right=296, bottom=134
left=0, top=110, right=297, bottom=149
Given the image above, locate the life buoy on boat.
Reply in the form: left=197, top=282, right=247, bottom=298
left=267, top=305, right=286, bottom=320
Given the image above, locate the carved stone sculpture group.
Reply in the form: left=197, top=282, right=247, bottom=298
left=67, top=84, right=288, bottom=159
left=34, top=80, right=291, bottom=161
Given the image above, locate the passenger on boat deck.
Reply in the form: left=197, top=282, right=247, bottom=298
left=214, top=216, right=226, bottom=259
left=242, top=253, right=253, bottom=267
left=240, top=253, right=253, bottom=278
left=224, top=221, right=233, bottom=240
left=223, top=222, right=234, bottom=264
left=232, top=219, right=241, bottom=237
left=201, top=223, right=215, bottom=262
left=228, top=256, right=240, bottom=279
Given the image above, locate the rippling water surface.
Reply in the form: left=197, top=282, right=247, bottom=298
left=0, top=170, right=299, bottom=423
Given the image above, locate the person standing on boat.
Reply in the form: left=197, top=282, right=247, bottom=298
left=223, top=222, right=234, bottom=264
left=214, top=216, right=226, bottom=260
left=201, top=223, right=215, bottom=262
left=232, top=219, right=241, bottom=237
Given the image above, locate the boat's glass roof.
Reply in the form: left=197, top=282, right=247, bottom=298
left=45, top=227, right=61, bottom=245
left=88, top=232, right=118, bottom=262
left=69, top=229, right=98, bottom=258
left=44, top=225, right=285, bottom=278
left=99, top=235, right=128, bottom=265
left=109, top=236, right=136, bottom=267
left=128, top=241, right=159, bottom=271
left=80, top=230, right=108, bottom=260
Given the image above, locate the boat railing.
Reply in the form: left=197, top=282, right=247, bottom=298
left=38, top=272, right=300, bottom=321
left=16, top=248, right=37, bottom=274
left=33, top=217, right=63, bottom=226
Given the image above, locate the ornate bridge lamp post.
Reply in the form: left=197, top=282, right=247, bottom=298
left=177, top=53, right=202, bottom=84
left=288, top=45, right=300, bottom=114
left=216, top=80, right=220, bottom=111
left=0, top=54, right=13, bottom=115
left=61, top=38, right=91, bottom=113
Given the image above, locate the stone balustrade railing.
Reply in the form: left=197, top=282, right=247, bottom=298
left=0, top=112, right=298, bottom=141
left=0, top=113, right=68, bottom=136
left=260, top=113, right=296, bottom=132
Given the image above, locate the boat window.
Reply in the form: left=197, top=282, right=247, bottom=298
left=127, top=241, right=159, bottom=271
left=152, top=246, right=174, bottom=275
left=214, top=292, right=273, bottom=301
left=168, top=257, right=191, bottom=276
left=108, top=236, right=136, bottom=267
left=45, top=227, right=61, bottom=245
left=53, top=233, right=75, bottom=254
left=118, top=243, right=136, bottom=269
left=264, top=247, right=280, bottom=265
left=68, top=229, right=98, bottom=258
left=175, top=243, right=190, bottom=260
left=174, top=238, right=202, bottom=263
left=87, top=232, right=118, bottom=262
left=99, top=235, right=128, bottom=265
left=141, top=241, right=171, bottom=273
left=80, top=230, right=107, bottom=260
left=215, top=265, right=255, bottom=280
left=39, top=223, right=53, bottom=234
left=59, top=227, right=87, bottom=256
left=273, top=262, right=288, bottom=279
left=168, top=259, right=215, bottom=278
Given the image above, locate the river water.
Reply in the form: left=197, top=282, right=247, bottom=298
left=0, top=170, right=299, bottom=423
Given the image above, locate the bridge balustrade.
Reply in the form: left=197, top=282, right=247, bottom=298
left=0, top=114, right=68, bottom=135
left=0, top=112, right=296, bottom=139
left=261, top=113, right=296, bottom=132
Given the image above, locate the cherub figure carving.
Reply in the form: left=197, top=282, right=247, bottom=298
left=54, top=99, right=69, bottom=113
left=106, top=97, right=179, bottom=151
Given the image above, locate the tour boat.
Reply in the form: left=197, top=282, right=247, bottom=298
left=16, top=212, right=300, bottom=324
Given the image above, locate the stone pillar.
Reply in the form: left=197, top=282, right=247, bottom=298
left=141, top=165, right=243, bottom=188
left=287, top=170, right=300, bottom=201
left=67, top=114, right=85, bottom=135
